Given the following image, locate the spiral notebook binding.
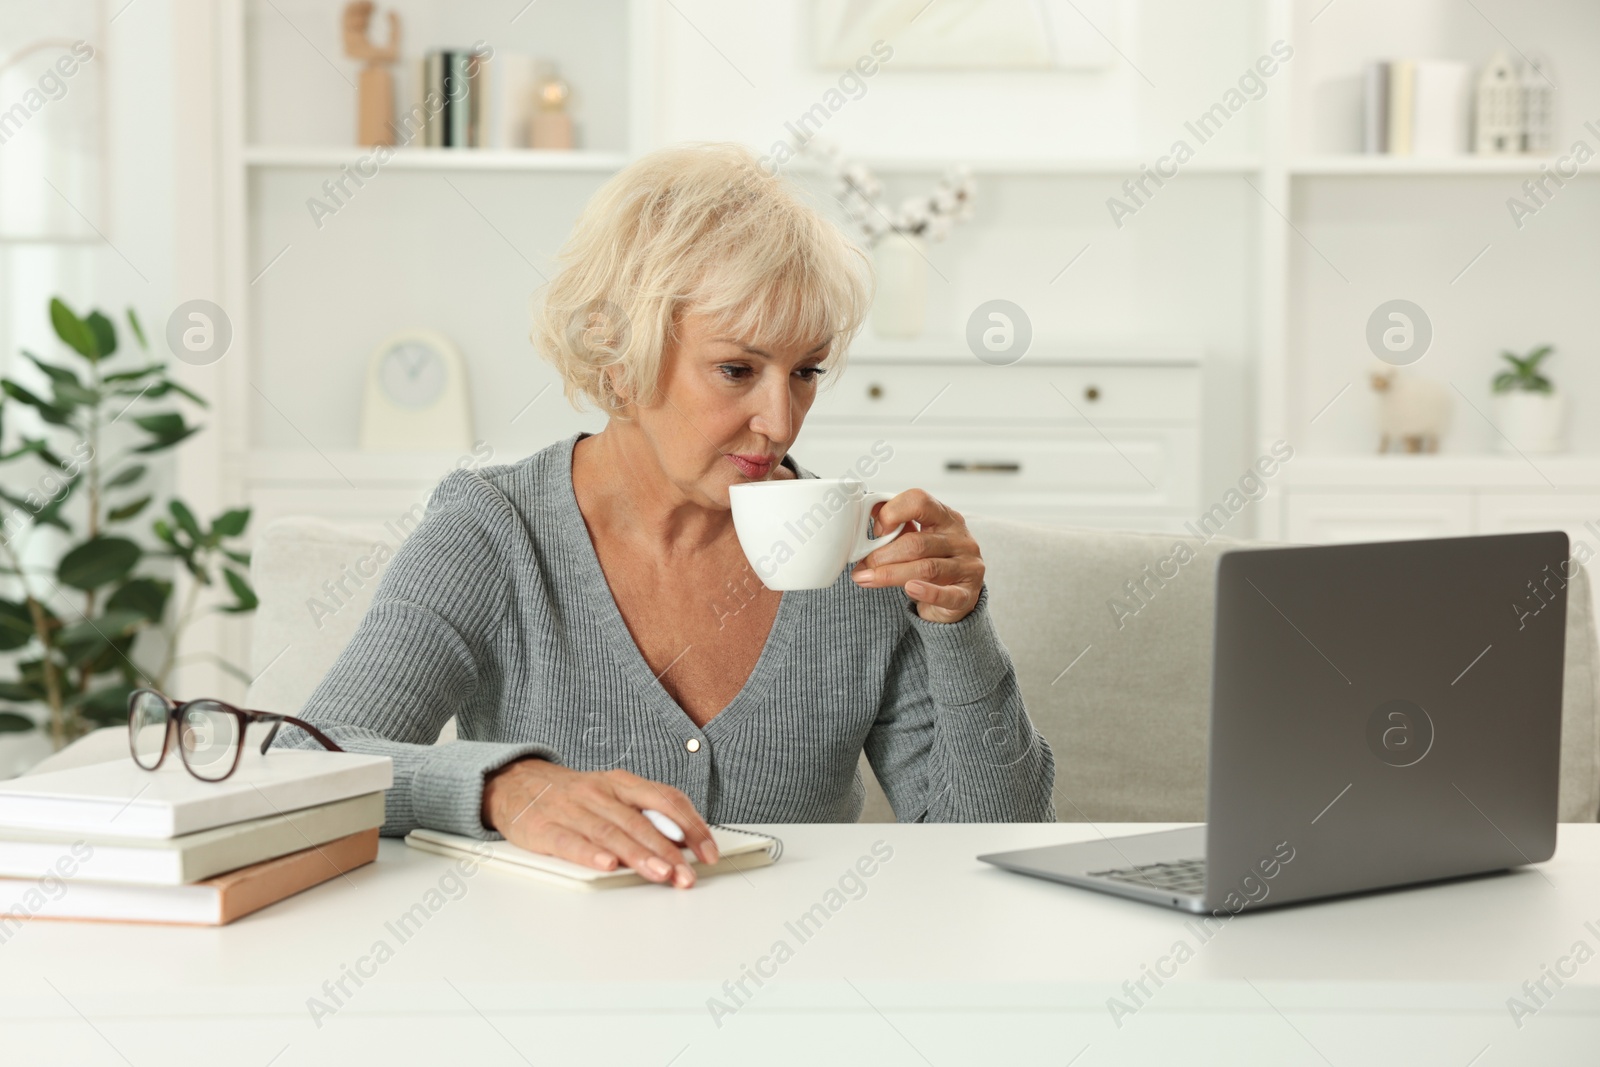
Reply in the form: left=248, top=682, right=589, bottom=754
left=711, top=823, right=783, bottom=862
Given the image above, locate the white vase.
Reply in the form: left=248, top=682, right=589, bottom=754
left=871, top=234, right=927, bottom=339
left=1492, top=391, right=1564, bottom=453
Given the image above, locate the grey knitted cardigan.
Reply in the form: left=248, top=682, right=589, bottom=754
left=277, top=433, right=1056, bottom=837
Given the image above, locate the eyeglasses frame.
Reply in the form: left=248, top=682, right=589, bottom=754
left=127, top=686, right=344, bottom=782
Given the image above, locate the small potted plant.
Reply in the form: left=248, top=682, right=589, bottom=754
left=1491, top=345, right=1563, bottom=453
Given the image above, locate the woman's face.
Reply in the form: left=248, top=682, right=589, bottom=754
left=624, top=308, right=831, bottom=508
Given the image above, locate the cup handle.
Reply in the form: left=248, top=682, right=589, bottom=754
left=848, top=492, right=906, bottom=564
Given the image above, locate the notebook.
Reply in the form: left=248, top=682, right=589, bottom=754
left=405, top=824, right=783, bottom=891
left=0, top=828, right=378, bottom=926
left=0, top=792, right=385, bottom=885
left=0, top=751, right=393, bottom=839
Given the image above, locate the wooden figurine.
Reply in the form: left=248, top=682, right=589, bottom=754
left=342, top=1, right=400, bottom=147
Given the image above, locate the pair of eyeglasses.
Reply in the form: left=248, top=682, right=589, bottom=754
left=128, top=687, right=343, bottom=782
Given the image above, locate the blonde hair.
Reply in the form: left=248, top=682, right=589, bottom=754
left=531, top=142, right=873, bottom=416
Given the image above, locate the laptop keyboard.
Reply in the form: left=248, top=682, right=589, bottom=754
left=1087, top=857, right=1206, bottom=896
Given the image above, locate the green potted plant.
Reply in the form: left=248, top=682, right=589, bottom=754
left=1491, top=345, right=1563, bottom=453
left=0, top=297, right=257, bottom=775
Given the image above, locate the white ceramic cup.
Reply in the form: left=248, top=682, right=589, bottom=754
left=729, top=478, right=906, bottom=591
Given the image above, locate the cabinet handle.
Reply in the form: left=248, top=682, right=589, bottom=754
left=945, top=461, right=1022, bottom=474
left=1085, top=386, right=1101, bottom=402
left=867, top=383, right=884, bottom=400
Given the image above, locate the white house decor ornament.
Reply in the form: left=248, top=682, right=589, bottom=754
left=359, top=329, right=472, bottom=452
left=1474, top=51, right=1522, bottom=155
left=1521, top=56, right=1556, bottom=154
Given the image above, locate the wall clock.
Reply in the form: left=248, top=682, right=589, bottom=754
left=359, top=329, right=473, bottom=452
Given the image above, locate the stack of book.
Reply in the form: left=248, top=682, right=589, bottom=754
left=1363, top=59, right=1473, bottom=157
left=0, top=750, right=391, bottom=927
left=397, top=48, right=547, bottom=150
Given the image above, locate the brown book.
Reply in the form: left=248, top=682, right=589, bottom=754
left=0, top=828, right=378, bottom=927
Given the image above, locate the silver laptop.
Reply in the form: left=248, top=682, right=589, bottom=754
left=979, top=532, right=1569, bottom=914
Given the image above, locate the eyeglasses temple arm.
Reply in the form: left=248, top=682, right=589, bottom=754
left=251, top=712, right=345, bottom=754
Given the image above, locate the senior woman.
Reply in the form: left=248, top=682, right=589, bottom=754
left=278, top=142, right=1055, bottom=889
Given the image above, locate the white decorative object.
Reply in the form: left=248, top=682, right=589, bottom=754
left=811, top=0, right=1115, bottom=69
left=1370, top=368, right=1451, bottom=453
left=872, top=235, right=928, bottom=338
left=799, top=139, right=975, bottom=338
left=359, top=329, right=472, bottom=452
left=1493, top=392, right=1564, bottom=454
left=1521, top=56, right=1556, bottom=154
left=1474, top=51, right=1522, bottom=155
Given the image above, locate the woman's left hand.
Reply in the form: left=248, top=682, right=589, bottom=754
left=851, top=489, right=984, bottom=624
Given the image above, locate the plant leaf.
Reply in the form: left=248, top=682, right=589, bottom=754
left=223, top=547, right=252, bottom=566
left=210, top=507, right=251, bottom=538
left=50, top=297, right=98, bottom=359
left=22, top=351, right=81, bottom=388
left=169, top=499, right=204, bottom=542
left=107, top=495, right=152, bottom=522
left=106, top=577, right=171, bottom=622
left=127, top=307, right=147, bottom=349
left=222, top=567, right=258, bottom=613
left=1, top=380, right=73, bottom=426
left=104, top=463, right=146, bottom=489
left=57, top=536, right=142, bottom=591
left=102, top=364, right=165, bottom=384
left=0, top=711, right=35, bottom=733
left=131, top=412, right=200, bottom=453
left=85, top=311, right=117, bottom=359
left=0, top=599, right=35, bottom=651
left=56, top=609, right=147, bottom=648
left=0, top=680, right=42, bottom=702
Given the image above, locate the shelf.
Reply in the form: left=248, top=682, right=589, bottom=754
left=1290, top=155, right=1583, bottom=176
left=242, top=146, right=631, bottom=172
left=783, top=156, right=1262, bottom=176
left=1283, top=455, right=1600, bottom=488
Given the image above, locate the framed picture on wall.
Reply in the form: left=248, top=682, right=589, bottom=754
left=811, top=0, right=1118, bottom=70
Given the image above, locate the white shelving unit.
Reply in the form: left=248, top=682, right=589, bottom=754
left=172, top=0, right=1600, bottom=697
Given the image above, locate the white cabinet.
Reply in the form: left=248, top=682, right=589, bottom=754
left=1283, top=492, right=1473, bottom=544
left=796, top=355, right=1202, bottom=531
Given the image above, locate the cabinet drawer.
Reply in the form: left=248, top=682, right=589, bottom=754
left=1284, top=492, right=1472, bottom=544
left=813, top=363, right=1200, bottom=424
left=793, top=428, right=1198, bottom=509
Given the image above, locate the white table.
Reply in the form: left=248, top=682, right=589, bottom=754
left=3, top=822, right=1598, bottom=1065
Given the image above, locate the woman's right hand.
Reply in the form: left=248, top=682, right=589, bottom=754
left=480, top=758, right=719, bottom=888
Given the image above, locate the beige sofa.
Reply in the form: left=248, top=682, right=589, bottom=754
left=32, top=516, right=1600, bottom=823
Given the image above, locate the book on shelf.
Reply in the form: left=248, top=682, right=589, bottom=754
left=0, top=828, right=379, bottom=926
left=405, top=824, right=784, bottom=891
left=1363, top=58, right=1472, bottom=157
left=0, top=791, right=385, bottom=886
left=411, top=47, right=544, bottom=151
left=0, top=749, right=392, bottom=838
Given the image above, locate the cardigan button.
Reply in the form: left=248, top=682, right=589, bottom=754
left=685, top=738, right=701, bottom=753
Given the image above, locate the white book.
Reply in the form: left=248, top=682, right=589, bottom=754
left=1412, top=60, right=1471, bottom=157
left=0, top=791, right=385, bottom=885
left=478, top=53, right=538, bottom=149
left=0, top=829, right=378, bottom=926
left=0, top=750, right=392, bottom=839
left=406, top=825, right=783, bottom=891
